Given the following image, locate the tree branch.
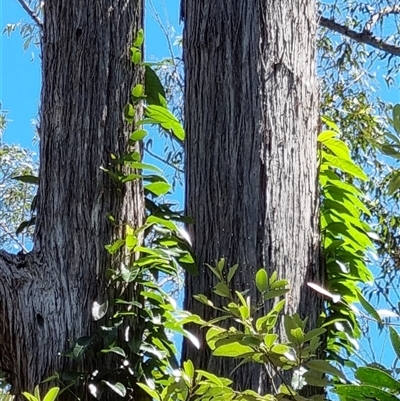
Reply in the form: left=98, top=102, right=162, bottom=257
left=365, top=6, right=400, bottom=33
left=16, top=0, right=42, bottom=29
left=319, top=16, right=400, bottom=57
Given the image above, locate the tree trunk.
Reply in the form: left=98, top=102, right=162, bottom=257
left=182, top=0, right=323, bottom=394
left=0, top=1, right=143, bottom=398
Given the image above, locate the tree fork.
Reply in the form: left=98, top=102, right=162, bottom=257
left=0, top=0, right=144, bottom=397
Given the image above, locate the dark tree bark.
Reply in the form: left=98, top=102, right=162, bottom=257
left=0, top=0, right=143, bottom=398
left=182, top=0, right=323, bottom=394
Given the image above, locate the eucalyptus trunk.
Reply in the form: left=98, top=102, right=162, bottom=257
left=0, top=1, right=143, bottom=398
left=182, top=0, right=323, bottom=393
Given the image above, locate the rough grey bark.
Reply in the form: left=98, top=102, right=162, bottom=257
left=182, top=0, right=323, bottom=394
left=0, top=1, right=143, bottom=398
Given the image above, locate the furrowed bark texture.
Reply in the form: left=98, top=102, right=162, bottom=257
left=0, top=1, right=143, bottom=398
left=182, top=0, right=322, bottom=393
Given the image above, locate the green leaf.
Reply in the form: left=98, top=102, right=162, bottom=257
left=227, top=264, right=239, bottom=283
left=214, top=282, right=230, bottom=298
left=213, top=342, right=253, bottom=357
left=103, top=381, right=127, bottom=398
left=255, top=269, right=268, bottom=293
left=147, top=215, right=178, bottom=231
left=303, top=328, right=326, bottom=343
left=358, top=292, right=382, bottom=324
left=183, top=360, right=195, bottom=380
left=145, top=181, right=172, bottom=196
left=264, top=334, right=278, bottom=348
left=131, top=47, right=141, bottom=64
left=72, top=336, right=93, bottom=358
left=271, top=344, right=291, bottom=355
left=43, top=388, right=60, bottom=401
left=290, top=327, right=304, bottom=344
left=390, top=327, right=400, bottom=360
left=136, top=384, right=160, bottom=401
left=144, top=65, right=167, bottom=108
left=145, top=105, right=185, bottom=141
left=22, top=393, right=39, bottom=401
left=323, top=153, right=368, bottom=180
left=196, top=370, right=226, bottom=386
left=334, top=384, right=399, bottom=401
left=12, top=174, right=38, bottom=184
left=322, top=138, right=350, bottom=159
left=388, top=171, right=400, bottom=196
left=124, top=103, right=135, bottom=123
left=130, top=129, right=148, bottom=141
left=306, top=360, right=346, bottom=380
left=16, top=217, right=36, bottom=235
left=133, top=29, right=144, bottom=47
left=355, top=366, right=400, bottom=391
left=92, top=301, right=108, bottom=321
left=131, top=84, right=144, bottom=98
left=101, top=346, right=126, bottom=357
left=318, top=130, right=338, bottom=142
left=393, top=104, right=400, bottom=136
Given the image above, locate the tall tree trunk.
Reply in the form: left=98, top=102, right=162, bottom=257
left=182, top=0, right=323, bottom=394
left=0, top=1, right=143, bottom=398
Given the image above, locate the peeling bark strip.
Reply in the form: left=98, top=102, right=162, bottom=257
left=0, top=1, right=143, bottom=397
left=182, top=0, right=323, bottom=393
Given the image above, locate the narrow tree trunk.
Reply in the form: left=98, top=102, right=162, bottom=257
left=0, top=1, right=143, bottom=398
left=182, top=0, right=323, bottom=394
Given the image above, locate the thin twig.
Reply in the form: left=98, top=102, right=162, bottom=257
left=364, top=6, right=400, bottom=33
left=320, top=16, right=400, bottom=57
left=16, top=0, right=43, bottom=29
left=0, top=221, right=28, bottom=253
left=146, top=147, right=184, bottom=173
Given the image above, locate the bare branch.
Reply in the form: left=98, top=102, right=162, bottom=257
left=320, top=16, right=400, bottom=57
left=16, top=0, right=42, bottom=29
left=364, top=6, right=400, bottom=33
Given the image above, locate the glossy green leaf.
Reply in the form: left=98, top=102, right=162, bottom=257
left=390, top=327, right=400, bottom=360
left=393, top=104, right=400, bottom=135
left=92, top=301, right=108, bottom=321
left=357, top=292, right=381, bottom=324
left=144, top=65, right=167, bottom=108
left=255, top=269, right=268, bottom=293
left=103, top=382, right=127, bottom=398
left=323, top=153, right=368, bottom=180
left=306, top=360, right=345, bottom=380
left=101, top=346, right=126, bottom=358
left=227, top=264, right=239, bottom=283
left=133, top=29, right=144, bottom=47
left=12, top=174, right=38, bottom=185
left=124, top=103, right=135, bottom=123
left=131, top=84, right=144, bottom=98
left=322, top=138, right=350, bottom=159
left=145, top=181, right=172, bottom=196
left=130, top=129, right=148, bottom=141
left=22, top=393, right=38, bottom=401
left=214, top=282, right=230, bottom=298
left=145, top=105, right=185, bottom=141
left=388, top=171, right=400, bottom=195
left=334, top=384, right=398, bottom=401
left=183, top=360, right=195, bottom=380
left=213, top=342, right=253, bottom=357
left=355, top=366, right=400, bottom=391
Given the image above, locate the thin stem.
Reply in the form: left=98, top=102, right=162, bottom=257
left=15, top=0, right=42, bottom=29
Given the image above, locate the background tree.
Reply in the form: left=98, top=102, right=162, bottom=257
left=0, top=0, right=143, bottom=397
left=181, top=0, right=323, bottom=393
